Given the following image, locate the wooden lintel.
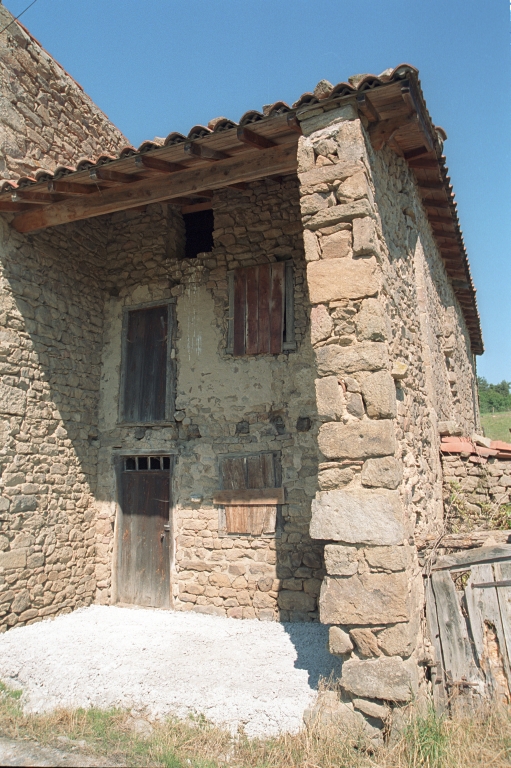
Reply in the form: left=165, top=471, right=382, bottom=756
left=90, top=167, right=138, bottom=184
left=12, top=191, right=62, bottom=204
left=228, top=182, right=247, bottom=191
left=48, top=180, right=98, bottom=195
left=213, top=488, right=285, bottom=505
left=11, top=143, right=297, bottom=233
left=0, top=200, right=33, bottom=212
left=236, top=126, right=277, bottom=150
left=356, top=92, right=379, bottom=122
left=181, top=201, right=213, bottom=214
left=135, top=155, right=185, bottom=173
left=184, top=142, right=229, bottom=162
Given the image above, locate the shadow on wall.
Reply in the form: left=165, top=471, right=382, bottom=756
left=283, top=621, right=342, bottom=688
left=0, top=215, right=111, bottom=630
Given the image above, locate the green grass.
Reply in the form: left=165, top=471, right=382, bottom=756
left=480, top=411, right=511, bottom=442
left=1, top=679, right=511, bottom=767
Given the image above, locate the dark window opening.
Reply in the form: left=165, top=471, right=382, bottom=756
left=138, top=456, right=148, bottom=470
left=163, top=456, right=170, bottom=470
left=150, top=456, right=161, bottom=470
left=183, top=209, right=214, bottom=259
left=125, top=457, right=136, bottom=471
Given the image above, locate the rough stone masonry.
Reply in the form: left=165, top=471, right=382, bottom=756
left=0, top=3, right=484, bottom=735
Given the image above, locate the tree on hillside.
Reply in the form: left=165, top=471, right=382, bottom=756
left=477, top=377, right=511, bottom=413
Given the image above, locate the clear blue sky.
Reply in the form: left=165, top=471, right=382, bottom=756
left=4, top=0, right=510, bottom=383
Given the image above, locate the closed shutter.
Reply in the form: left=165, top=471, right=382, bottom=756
left=232, top=263, right=285, bottom=356
left=123, top=305, right=168, bottom=422
left=217, top=453, right=282, bottom=535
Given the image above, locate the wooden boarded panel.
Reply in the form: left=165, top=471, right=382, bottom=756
left=465, top=564, right=511, bottom=702
left=233, top=269, right=246, bottom=356
left=269, top=262, right=285, bottom=354
left=220, top=456, right=246, bottom=490
left=225, top=505, right=277, bottom=535
left=245, top=266, right=259, bottom=355
left=495, top=561, right=511, bottom=672
left=119, top=468, right=171, bottom=608
left=257, top=263, right=271, bottom=354
left=123, top=305, right=168, bottom=422
left=431, top=571, right=482, bottom=689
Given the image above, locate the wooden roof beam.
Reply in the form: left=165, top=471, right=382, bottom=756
left=356, top=93, right=380, bottom=123
left=0, top=201, right=33, bottom=212
left=11, top=143, right=297, bottom=233
left=184, top=142, right=229, bottom=162
left=134, top=155, right=185, bottom=173
left=12, top=190, right=64, bottom=204
left=48, top=180, right=99, bottom=195
left=90, top=167, right=139, bottom=184
left=236, top=126, right=277, bottom=150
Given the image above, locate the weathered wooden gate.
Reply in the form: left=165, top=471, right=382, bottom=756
left=118, top=455, right=173, bottom=609
left=426, top=544, right=511, bottom=709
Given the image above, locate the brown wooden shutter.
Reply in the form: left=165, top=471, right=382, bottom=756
left=232, top=263, right=285, bottom=356
left=123, top=305, right=168, bottom=422
left=218, top=453, right=281, bottom=535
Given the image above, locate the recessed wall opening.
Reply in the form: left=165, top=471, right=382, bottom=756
left=183, top=208, right=214, bottom=258
left=124, top=455, right=171, bottom=471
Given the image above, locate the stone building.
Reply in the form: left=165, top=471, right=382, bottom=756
left=0, top=3, right=486, bottom=729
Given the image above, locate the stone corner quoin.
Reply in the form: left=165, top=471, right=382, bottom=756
left=298, top=100, right=480, bottom=717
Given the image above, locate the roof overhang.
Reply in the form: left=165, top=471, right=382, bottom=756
left=0, top=64, right=482, bottom=353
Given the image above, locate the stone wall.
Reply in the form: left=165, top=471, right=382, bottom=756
left=0, top=3, right=127, bottom=181
left=442, top=454, right=511, bottom=532
left=0, top=214, right=109, bottom=631
left=95, top=179, right=325, bottom=620
left=297, top=103, right=478, bottom=725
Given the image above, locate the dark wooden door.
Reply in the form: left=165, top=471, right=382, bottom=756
left=118, top=460, right=171, bottom=608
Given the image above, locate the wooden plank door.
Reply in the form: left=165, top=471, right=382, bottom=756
left=118, top=458, right=172, bottom=608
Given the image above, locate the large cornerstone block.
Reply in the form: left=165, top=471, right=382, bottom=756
left=318, top=420, right=395, bottom=460
left=307, top=258, right=378, bottom=304
left=341, top=657, right=418, bottom=702
left=319, top=572, right=409, bottom=625
left=310, top=488, right=404, bottom=544
left=316, top=342, right=388, bottom=376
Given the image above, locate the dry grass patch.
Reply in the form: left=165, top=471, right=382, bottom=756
left=1, top=681, right=511, bottom=767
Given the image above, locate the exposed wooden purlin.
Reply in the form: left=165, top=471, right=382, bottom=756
left=428, top=214, right=455, bottom=225
left=418, top=180, right=445, bottom=191
left=184, top=142, right=229, bottom=162
left=401, top=81, right=435, bottom=152
left=356, top=92, right=379, bottom=123
left=228, top=182, right=247, bottom=190
left=0, top=201, right=33, bottom=212
left=48, top=180, right=98, bottom=195
left=368, top=113, right=416, bottom=151
left=407, top=157, right=439, bottom=169
left=286, top=114, right=302, bottom=134
left=237, top=126, right=277, bottom=150
left=404, top=146, right=432, bottom=161
left=134, top=155, right=185, bottom=173
left=12, top=143, right=297, bottom=233
left=423, top=200, right=451, bottom=211
left=433, top=230, right=459, bottom=241
left=90, top=167, right=138, bottom=184
left=12, top=190, right=63, bottom=204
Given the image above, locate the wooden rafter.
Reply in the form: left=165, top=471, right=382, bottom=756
left=11, top=143, right=297, bottom=233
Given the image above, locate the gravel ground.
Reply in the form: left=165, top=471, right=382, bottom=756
left=0, top=605, right=340, bottom=737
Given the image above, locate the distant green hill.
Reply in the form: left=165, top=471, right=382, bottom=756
left=478, top=377, right=511, bottom=413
